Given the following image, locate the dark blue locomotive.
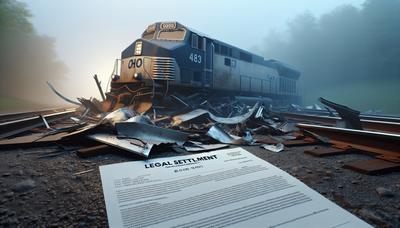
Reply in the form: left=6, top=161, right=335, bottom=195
left=107, top=22, right=300, bottom=111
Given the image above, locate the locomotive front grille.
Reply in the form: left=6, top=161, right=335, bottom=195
left=152, top=58, right=175, bottom=80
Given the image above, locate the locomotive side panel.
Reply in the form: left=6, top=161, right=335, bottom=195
left=213, top=52, right=281, bottom=96
left=213, top=54, right=237, bottom=90
left=237, top=59, right=279, bottom=95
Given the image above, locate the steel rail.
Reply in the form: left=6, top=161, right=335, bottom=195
left=296, top=123, right=400, bottom=163
left=0, top=107, right=76, bottom=123
left=0, top=109, right=77, bottom=139
left=280, top=112, right=400, bottom=134
left=277, top=109, right=400, bottom=123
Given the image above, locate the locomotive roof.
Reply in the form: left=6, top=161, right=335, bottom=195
left=138, top=22, right=300, bottom=79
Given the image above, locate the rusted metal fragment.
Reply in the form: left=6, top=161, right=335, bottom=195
left=78, top=98, right=103, bottom=114
left=304, top=146, right=352, bottom=157
left=344, top=159, right=400, bottom=175
left=282, top=138, right=318, bottom=147
left=87, top=133, right=153, bottom=157
left=297, top=123, right=400, bottom=163
left=134, top=98, right=153, bottom=114
left=76, top=144, right=110, bottom=158
left=116, top=122, right=189, bottom=145
left=172, top=102, right=259, bottom=125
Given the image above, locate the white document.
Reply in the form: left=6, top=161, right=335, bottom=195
left=100, top=147, right=372, bottom=228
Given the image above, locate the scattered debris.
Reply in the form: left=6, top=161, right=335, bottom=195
left=261, top=143, right=284, bottom=152
left=0, top=109, right=76, bottom=139
left=206, top=125, right=250, bottom=145
left=183, top=141, right=229, bottom=152
left=116, top=121, right=189, bottom=145
left=101, top=108, right=136, bottom=126
left=3, top=79, right=400, bottom=178
left=87, top=133, right=153, bottom=157
left=375, top=187, right=395, bottom=197
left=74, top=169, right=95, bottom=176
left=297, top=123, right=400, bottom=161
left=172, top=102, right=259, bottom=126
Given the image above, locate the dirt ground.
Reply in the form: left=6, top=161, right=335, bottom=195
left=0, top=144, right=399, bottom=227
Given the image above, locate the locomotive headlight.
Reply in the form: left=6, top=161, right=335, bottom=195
left=134, top=72, right=142, bottom=80
left=134, top=41, right=142, bottom=56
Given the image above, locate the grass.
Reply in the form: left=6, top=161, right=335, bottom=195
left=0, top=96, right=45, bottom=113
left=301, top=79, right=400, bottom=115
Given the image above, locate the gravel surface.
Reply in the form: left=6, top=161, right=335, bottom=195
left=0, top=144, right=399, bottom=227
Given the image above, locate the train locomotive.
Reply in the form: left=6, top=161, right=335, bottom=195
left=105, top=21, right=300, bottom=112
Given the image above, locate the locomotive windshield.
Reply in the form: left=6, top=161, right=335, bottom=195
left=141, top=22, right=186, bottom=41
left=157, top=28, right=186, bottom=41
left=142, top=32, right=155, bottom=40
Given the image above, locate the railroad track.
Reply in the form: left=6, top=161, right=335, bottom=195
left=281, top=110, right=400, bottom=174
left=0, top=108, right=78, bottom=139
left=278, top=108, right=400, bottom=123
left=0, top=107, right=77, bottom=123
left=278, top=111, right=400, bottom=134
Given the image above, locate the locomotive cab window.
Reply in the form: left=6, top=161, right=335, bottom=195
left=157, top=28, right=186, bottom=41
left=191, top=34, right=198, bottom=49
left=221, top=45, right=228, bottom=56
left=199, top=37, right=204, bottom=50
left=191, top=34, right=205, bottom=50
left=214, top=43, right=220, bottom=54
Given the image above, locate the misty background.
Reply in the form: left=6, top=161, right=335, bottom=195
left=256, top=0, right=400, bottom=114
left=1, top=0, right=399, bottom=114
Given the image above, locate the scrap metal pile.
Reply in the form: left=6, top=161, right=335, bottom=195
left=0, top=89, right=313, bottom=157
left=1, top=85, right=400, bottom=175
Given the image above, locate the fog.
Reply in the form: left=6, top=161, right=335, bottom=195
left=0, top=0, right=67, bottom=109
left=3, top=0, right=398, bottom=114
left=256, top=0, right=400, bottom=113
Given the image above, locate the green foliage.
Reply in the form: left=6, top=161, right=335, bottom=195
left=0, top=0, right=67, bottom=110
left=0, top=0, right=33, bottom=34
left=261, top=0, right=400, bottom=114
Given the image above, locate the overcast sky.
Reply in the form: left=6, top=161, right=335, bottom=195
left=22, top=0, right=364, bottom=99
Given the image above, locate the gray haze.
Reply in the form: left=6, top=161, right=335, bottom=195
left=0, top=0, right=67, bottom=109
left=257, top=0, right=400, bottom=113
